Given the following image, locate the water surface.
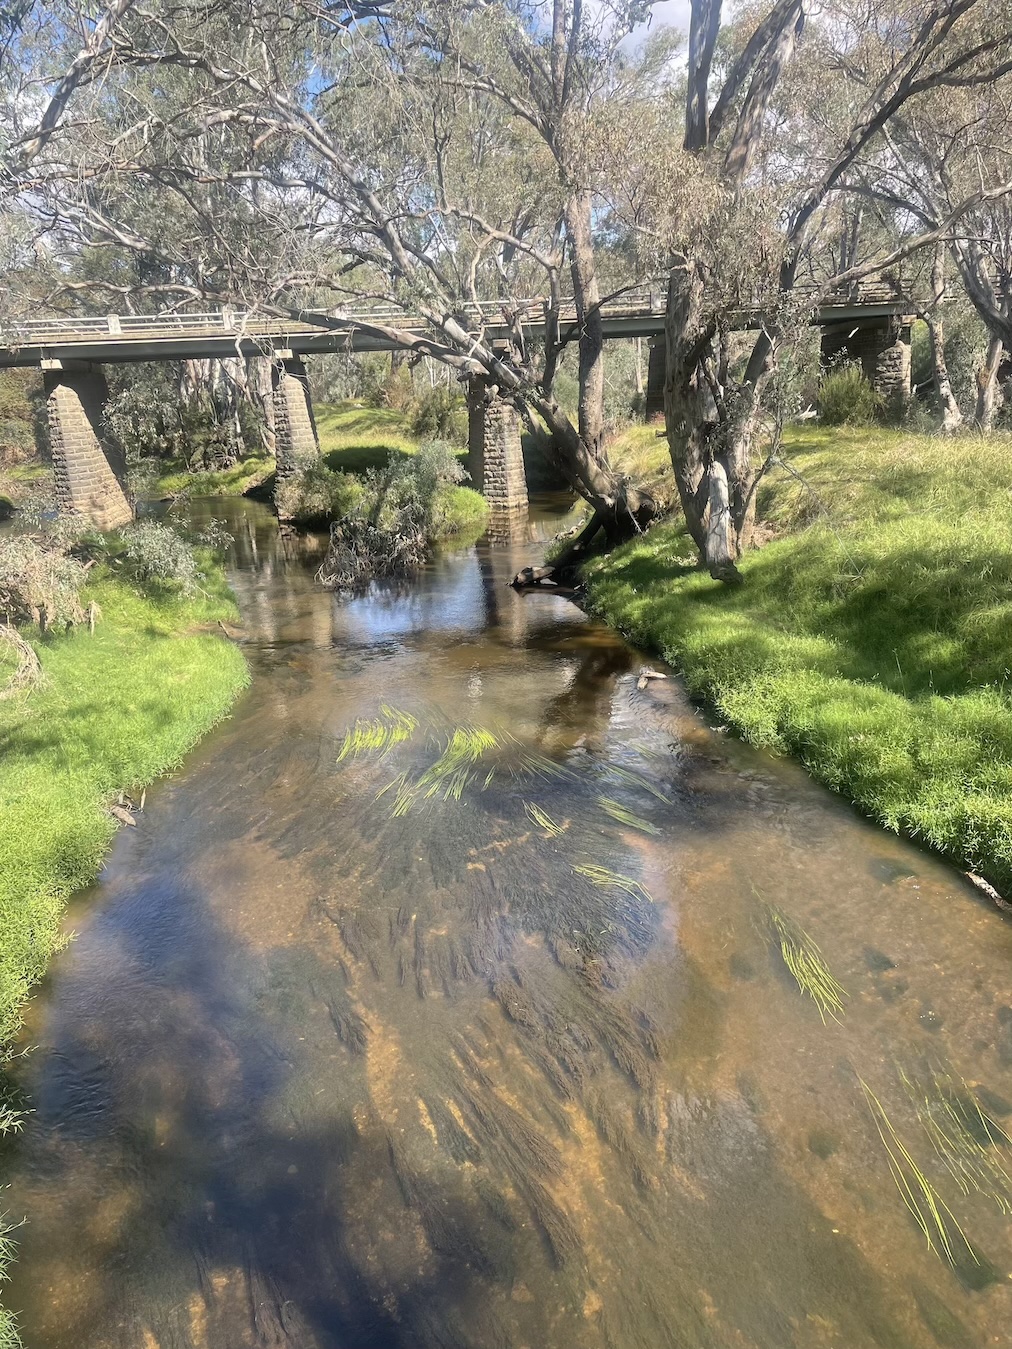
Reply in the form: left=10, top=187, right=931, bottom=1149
left=6, top=498, right=1012, bottom=1348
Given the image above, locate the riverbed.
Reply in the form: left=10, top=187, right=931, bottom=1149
left=6, top=497, right=1012, bottom=1348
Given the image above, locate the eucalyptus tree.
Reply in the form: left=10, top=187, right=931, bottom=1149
left=849, top=79, right=1012, bottom=429
left=23, top=0, right=678, bottom=541
left=666, top=0, right=1012, bottom=580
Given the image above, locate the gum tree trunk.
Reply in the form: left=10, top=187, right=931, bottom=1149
left=974, top=335, right=1004, bottom=431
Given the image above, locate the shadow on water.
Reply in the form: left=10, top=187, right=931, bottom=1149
left=5, top=496, right=1012, bottom=1348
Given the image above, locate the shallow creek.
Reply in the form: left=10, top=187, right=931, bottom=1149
left=5, top=497, right=1012, bottom=1348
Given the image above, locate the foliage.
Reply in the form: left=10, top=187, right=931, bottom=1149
left=0, top=369, right=39, bottom=468
left=0, top=533, right=88, bottom=629
left=318, top=442, right=486, bottom=587
left=119, top=519, right=202, bottom=591
left=818, top=366, right=883, bottom=426
left=586, top=424, right=1012, bottom=895
left=408, top=384, right=467, bottom=445
left=105, top=362, right=267, bottom=480
left=274, top=462, right=362, bottom=527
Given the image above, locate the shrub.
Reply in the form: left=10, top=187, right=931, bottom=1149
left=119, top=520, right=200, bottom=592
left=408, top=385, right=468, bottom=445
left=0, top=534, right=88, bottom=630
left=275, top=462, right=363, bottom=526
left=818, top=364, right=883, bottom=425
left=317, top=441, right=486, bottom=589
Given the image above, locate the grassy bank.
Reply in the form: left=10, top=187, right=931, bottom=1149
left=588, top=423, right=1012, bottom=894
left=0, top=560, right=249, bottom=1049
left=0, top=551, right=249, bottom=1339
left=155, top=454, right=274, bottom=499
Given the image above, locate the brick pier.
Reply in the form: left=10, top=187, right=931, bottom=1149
left=466, top=377, right=528, bottom=534
left=43, top=364, right=132, bottom=531
left=272, top=356, right=320, bottom=492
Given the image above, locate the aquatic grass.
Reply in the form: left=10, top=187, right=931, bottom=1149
left=859, top=1077, right=979, bottom=1269
left=337, top=705, right=418, bottom=761
left=597, top=796, right=660, bottom=834
left=366, top=714, right=571, bottom=816
left=525, top=802, right=565, bottom=837
left=763, top=902, right=847, bottom=1023
left=573, top=863, right=654, bottom=904
left=601, top=762, right=673, bottom=804
left=900, top=1065, right=1012, bottom=1215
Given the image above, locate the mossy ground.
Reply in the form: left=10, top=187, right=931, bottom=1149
left=589, top=423, right=1012, bottom=893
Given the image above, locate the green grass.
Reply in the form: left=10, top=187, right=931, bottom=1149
left=317, top=401, right=423, bottom=473
left=587, top=424, right=1012, bottom=894
left=0, top=564, right=249, bottom=1048
left=155, top=454, right=274, bottom=499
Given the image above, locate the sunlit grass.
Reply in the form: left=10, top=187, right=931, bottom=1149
left=0, top=566, right=249, bottom=1048
left=587, top=424, right=1012, bottom=893
left=156, top=455, right=275, bottom=499
left=763, top=901, right=847, bottom=1023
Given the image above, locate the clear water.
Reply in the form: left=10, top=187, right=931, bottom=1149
left=5, top=498, right=1012, bottom=1348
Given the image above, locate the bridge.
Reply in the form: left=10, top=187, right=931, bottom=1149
left=0, top=285, right=916, bottom=530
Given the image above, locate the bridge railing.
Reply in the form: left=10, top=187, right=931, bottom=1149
left=0, top=281, right=915, bottom=349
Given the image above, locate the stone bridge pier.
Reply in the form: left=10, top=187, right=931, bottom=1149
left=820, top=317, right=914, bottom=418
left=466, top=375, right=528, bottom=535
left=272, top=354, right=320, bottom=498
left=42, top=361, right=132, bottom=531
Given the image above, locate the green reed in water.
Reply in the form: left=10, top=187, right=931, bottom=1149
left=367, top=716, right=568, bottom=815
left=859, top=1077, right=980, bottom=1269
left=601, top=762, right=673, bottom=804
left=574, top=863, right=654, bottom=904
left=763, top=902, right=847, bottom=1023
left=597, top=796, right=659, bottom=834
left=900, top=1064, right=1012, bottom=1216
left=337, top=705, right=418, bottom=761
left=525, top=802, right=565, bottom=837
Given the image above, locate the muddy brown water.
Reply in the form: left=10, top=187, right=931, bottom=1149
left=5, top=497, right=1012, bottom=1348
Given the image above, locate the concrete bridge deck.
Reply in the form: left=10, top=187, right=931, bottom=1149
left=0, top=285, right=914, bottom=367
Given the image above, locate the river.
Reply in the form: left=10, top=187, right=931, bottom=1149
left=5, top=496, right=1012, bottom=1348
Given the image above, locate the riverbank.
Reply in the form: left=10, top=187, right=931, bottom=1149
left=0, top=548, right=249, bottom=1337
left=587, top=423, right=1012, bottom=896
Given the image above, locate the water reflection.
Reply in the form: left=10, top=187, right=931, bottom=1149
left=5, top=497, right=1012, bottom=1348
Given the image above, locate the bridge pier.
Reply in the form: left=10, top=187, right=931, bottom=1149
left=821, top=317, right=913, bottom=419
left=272, top=356, right=320, bottom=491
left=645, top=340, right=665, bottom=421
left=466, top=376, right=528, bottom=534
left=43, top=363, right=132, bottom=531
